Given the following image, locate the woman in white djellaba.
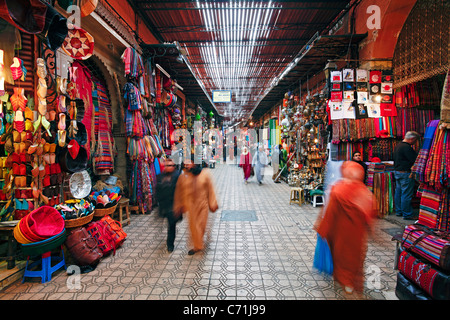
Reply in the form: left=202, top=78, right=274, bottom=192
left=252, top=144, right=268, bottom=185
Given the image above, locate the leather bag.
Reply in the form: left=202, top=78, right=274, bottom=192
left=100, top=216, right=127, bottom=249
left=65, top=227, right=103, bottom=266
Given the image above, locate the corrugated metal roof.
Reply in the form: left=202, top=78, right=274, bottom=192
left=129, top=0, right=357, bottom=125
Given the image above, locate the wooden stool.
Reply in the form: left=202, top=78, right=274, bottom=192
left=129, top=204, right=145, bottom=215
left=290, top=187, right=304, bottom=205
left=114, top=198, right=130, bottom=225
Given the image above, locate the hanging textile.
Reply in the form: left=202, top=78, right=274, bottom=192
left=413, top=123, right=450, bottom=232
left=121, top=47, right=144, bottom=78
left=120, top=52, right=164, bottom=212
left=412, top=120, right=440, bottom=183
left=129, top=159, right=157, bottom=213
left=70, top=60, right=95, bottom=157
left=372, top=170, right=395, bottom=218
left=417, top=183, right=442, bottom=230
left=123, top=82, right=142, bottom=111
left=92, top=78, right=115, bottom=174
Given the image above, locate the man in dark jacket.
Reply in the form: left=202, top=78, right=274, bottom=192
left=156, top=158, right=181, bottom=252
left=393, top=131, right=420, bottom=220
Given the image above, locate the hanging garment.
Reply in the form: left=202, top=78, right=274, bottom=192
left=121, top=47, right=144, bottom=78
left=425, top=128, right=446, bottom=188
left=92, top=79, right=115, bottom=174
left=123, top=82, right=142, bottom=111
left=125, top=109, right=147, bottom=139
left=412, top=120, right=440, bottom=183
left=70, top=61, right=94, bottom=157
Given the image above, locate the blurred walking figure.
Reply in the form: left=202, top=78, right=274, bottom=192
left=239, top=145, right=252, bottom=184
left=314, top=161, right=377, bottom=294
left=174, top=157, right=218, bottom=255
left=156, top=158, right=181, bottom=253
left=253, top=144, right=268, bottom=185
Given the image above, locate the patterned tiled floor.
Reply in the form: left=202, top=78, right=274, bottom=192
left=0, top=163, right=401, bottom=300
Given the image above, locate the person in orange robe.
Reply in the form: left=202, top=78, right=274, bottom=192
left=315, top=161, right=378, bottom=294
left=174, top=158, right=218, bottom=255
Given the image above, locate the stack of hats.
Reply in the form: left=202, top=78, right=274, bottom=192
left=14, top=206, right=65, bottom=244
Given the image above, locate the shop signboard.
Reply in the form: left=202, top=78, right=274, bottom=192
left=212, top=90, right=232, bottom=103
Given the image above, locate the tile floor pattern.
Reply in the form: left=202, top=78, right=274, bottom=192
left=0, top=163, right=401, bottom=300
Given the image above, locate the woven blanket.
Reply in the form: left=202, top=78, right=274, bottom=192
left=92, top=79, right=114, bottom=173
left=412, top=120, right=439, bottom=183
left=418, top=183, right=442, bottom=229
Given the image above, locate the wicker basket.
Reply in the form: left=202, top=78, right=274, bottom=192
left=93, top=204, right=118, bottom=218
left=65, top=212, right=94, bottom=228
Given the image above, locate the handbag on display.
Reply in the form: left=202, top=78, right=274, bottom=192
left=65, top=227, right=103, bottom=266
left=100, top=215, right=127, bottom=249
left=86, top=216, right=127, bottom=256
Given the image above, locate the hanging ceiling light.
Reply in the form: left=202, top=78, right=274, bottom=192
left=194, top=1, right=281, bottom=113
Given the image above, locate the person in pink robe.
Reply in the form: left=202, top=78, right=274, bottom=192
left=239, top=146, right=252, bottom=184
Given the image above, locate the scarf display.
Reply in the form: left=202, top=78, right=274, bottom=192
left=366, top=162, right=386, bottom=192
left=329, top=73, right=445, bottom=227
left=411, top=120, right=440, bottom=183
left=395, top=107, right=436, bottom=138
left=396, top=75, right=445, bottom=109
left=365, top=162, right=395, bottom=217
left=121, top=47, right=144, bottom=79
left=128, top=159, right=156, bottom=212
left=91, top=78, right=115, bottom=174
left=123, top=82, right=142, bottom=111
left=153, top=107, right=173, bottom=149
left=70, top=61, right=95, bottom=156
left=411, top=122, right=450, bottom=232
left=121, top=47, right=167, bottom=211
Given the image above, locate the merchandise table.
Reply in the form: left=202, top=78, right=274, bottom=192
left=0, top=226, right=18, bottom=269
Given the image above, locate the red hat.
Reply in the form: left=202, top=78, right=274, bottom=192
left=67, top=139, right=80, bottom=159
left=371, top=157, right=381, bottom=163
left=379, top=130, right=390, bottom=138
left=19, top=214, right=47, bottom=242
left=27, top=206, right=65, bottom=238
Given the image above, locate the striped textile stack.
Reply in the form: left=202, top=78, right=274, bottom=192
left=412, top=121, right=450, bottom=231
left=397, top=120, right=450, bottom=300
